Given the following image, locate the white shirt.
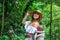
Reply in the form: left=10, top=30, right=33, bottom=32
left=24, top=21, right=37, bottom=34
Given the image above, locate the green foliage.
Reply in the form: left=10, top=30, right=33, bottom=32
left=0, top=0, right=60, bottom=40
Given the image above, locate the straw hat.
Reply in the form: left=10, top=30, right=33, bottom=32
left=29, top=10, right=42, bottom=20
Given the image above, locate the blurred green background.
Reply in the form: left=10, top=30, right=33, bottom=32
left=0, top=0, right=60, bottom=40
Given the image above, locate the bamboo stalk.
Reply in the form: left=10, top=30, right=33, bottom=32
left=1, top=0, right=5, bottom=36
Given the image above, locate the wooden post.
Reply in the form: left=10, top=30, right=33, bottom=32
left=9, top=25, right=13, bottom=40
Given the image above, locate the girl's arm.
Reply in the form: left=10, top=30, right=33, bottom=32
left=22, top=12, right=29, bottom=25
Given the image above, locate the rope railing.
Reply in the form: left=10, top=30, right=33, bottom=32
left=50, top=0, right=52, bottom=40
left=9, top=25, right=22, bottom=40
left=1, top=0, right=60, bottom=40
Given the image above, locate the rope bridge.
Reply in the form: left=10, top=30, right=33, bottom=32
left=1, top=0, right=54, bottom=40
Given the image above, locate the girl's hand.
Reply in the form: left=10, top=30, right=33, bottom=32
left=26, top=12, right=30, bottom=16
left=25, top=33, right=32, bottom=37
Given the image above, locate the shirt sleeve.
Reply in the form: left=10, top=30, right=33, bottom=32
left=24, top=21, right=30, bottom=29
left=25, top=21, right=30, bottom=24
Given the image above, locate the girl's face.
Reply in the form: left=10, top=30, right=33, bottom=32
left=33, top=13, right=39, bottom=19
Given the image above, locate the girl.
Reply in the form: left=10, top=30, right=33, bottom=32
left=22, top=10, right=44, bottom=40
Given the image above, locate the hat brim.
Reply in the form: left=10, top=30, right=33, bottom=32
left=29, top=10, right=42, bottom=20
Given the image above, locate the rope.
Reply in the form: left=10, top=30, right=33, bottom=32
left=13, top=30, right=22, bottom=40
left=9, top=30, right=22, bottom=40
left=50, top=0, right=52, bottom=40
